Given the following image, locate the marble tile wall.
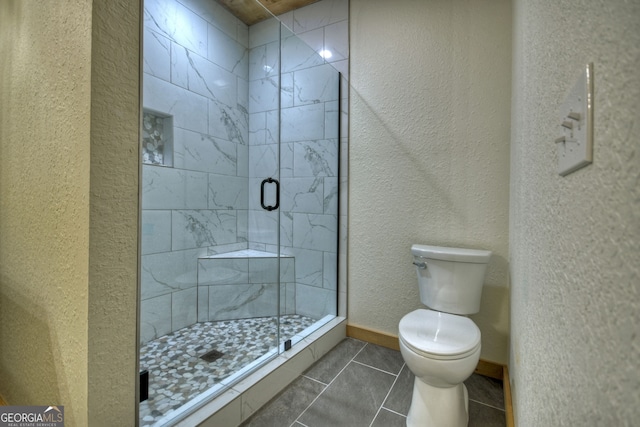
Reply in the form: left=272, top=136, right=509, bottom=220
left=197, top=251, right=296, bottom=321
left=281, top=0, right=348, bottom=319
left=141, top=0, right=251, bottom=344
left=247, top=0, right=348, bottom=321
left=140, top=0, right=349, bottom=344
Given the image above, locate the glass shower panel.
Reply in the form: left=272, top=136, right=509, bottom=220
left=139, top=3, right=282, bottom=424
left=278, top=23, right=340, bottom=347
left=139, top=1, right=344, bottom=424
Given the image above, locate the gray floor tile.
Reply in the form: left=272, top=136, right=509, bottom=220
left=466, top=373, right=505, bottom=409
left=303, top=338, right=366, bottom=384
left=468, top=400, right=506, bottom=427
left=382, top=364, right=414, bottom=416
left=240, top=376, right=325, bottom=427
left=353, top=343, right=405, bottom=374
left=371, top=408, right=407, bottom=427
left=298, top=361, right=396, bottom=427
left=245, top=338, right=508, bottom=427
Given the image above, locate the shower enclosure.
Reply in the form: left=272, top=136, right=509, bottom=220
left=139, top=0, right=347, bottom=424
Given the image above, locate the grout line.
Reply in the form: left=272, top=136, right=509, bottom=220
left=369, top=362, right=406, bottom=427
left=469, top=397, right=506, bottom=412
left=352, top=359, right=401, bottom=377
left=293, top=342, right=370, bottom=425
left=300, top=374, right=329, bottom=387
left=378, top=407, right=407, bottom=418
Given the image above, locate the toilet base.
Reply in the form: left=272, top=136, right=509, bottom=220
left=406, top=378, right=469, bottom=427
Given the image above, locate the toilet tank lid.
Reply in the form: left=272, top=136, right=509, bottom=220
left=411, top=244, right=492, bottom=264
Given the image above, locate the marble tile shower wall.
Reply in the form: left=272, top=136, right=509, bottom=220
left=139, top=0, right=349, bottom=344
left=141, top=0, right=251, bottom=344
left=246, top=0, right=347, bottom=322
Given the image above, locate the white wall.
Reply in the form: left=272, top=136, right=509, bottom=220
left=510, top=0, right=640, bottom=424
left=349, top=0, right=512, bottom=363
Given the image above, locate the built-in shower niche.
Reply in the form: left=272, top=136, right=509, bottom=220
left=142, top=109, right=173, bottom=167
left=197, top=250, right=296, bottom=322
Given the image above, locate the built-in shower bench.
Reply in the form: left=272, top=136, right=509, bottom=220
left=197, top=250, right=296, bottom=322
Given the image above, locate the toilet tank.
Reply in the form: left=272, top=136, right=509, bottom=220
left=412, top=244, right=492, bottom=315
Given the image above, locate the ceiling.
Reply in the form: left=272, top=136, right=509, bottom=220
left=215, top=0, right=320, bottom=26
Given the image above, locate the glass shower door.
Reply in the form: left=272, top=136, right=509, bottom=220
left=139, top=5, right=284, bottom=424
left=277, top=23, right=340, bottom=348
left=139, top=3, right=343, bottom=424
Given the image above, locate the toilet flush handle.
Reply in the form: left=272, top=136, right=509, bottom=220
left=412, top=259, right=427, bottom=269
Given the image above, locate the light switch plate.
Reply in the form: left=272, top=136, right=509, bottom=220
left=556, top=63, right=594, bottom=176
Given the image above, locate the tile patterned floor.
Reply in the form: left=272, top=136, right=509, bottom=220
left=241, top=338, right=506, bottom=427
left=139, top=315, right=316, bottom=426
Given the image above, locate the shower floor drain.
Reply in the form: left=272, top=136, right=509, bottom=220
left=200, top=349, right=225, bottom=363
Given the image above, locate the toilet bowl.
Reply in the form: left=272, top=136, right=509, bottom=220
left=400, top=244, right=491, bottom=427
left=399, top=309, right=481, bottom=427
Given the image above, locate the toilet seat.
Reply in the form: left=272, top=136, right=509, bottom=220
left=399, top=309, right=481, bottom=360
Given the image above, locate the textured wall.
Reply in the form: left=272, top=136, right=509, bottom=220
left=0, top=0, right=140, bottom=425
left=349, top=0, right=512, bottom=363
left=87, top=0, right=140, bottom=424
left=510, top=0, right=640, bottom=424
left=0, top=1, right=92, bottom=424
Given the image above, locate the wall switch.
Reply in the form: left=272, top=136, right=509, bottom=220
left=556, top=63, right=594, bottom=176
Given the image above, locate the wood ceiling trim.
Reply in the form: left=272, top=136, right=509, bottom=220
left=216, top=0, right=320, bottom=26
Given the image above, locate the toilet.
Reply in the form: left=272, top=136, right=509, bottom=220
left=399, top=244, right=491, bottom=427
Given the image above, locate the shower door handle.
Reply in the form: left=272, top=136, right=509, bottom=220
left=260, top=177, right=280, bottom=211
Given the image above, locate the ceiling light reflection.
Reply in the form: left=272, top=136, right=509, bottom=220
left=319, top=49, right=332, bottom=59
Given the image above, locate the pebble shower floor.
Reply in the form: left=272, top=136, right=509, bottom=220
left=139, top=315, right=316, bottom=426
